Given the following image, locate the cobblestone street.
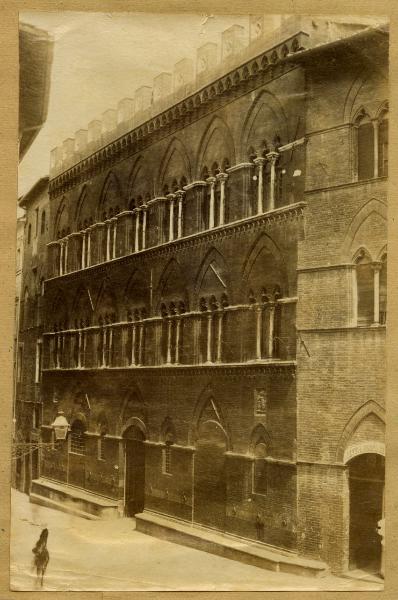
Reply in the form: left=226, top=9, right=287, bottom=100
left=10, top=490, right=382, bottom=591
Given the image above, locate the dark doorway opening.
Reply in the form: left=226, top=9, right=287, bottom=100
left=194, top=420, right=227, bottom=530
left=123, top=425, right=146, bottom=517
left=349, top=453, right=384, bottom=574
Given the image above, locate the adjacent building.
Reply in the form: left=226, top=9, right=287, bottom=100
left=19, top=23, right=53, bottom=160
left=14, top=177, right=49, bottom=492
left=18, top=16, right=387, bottom=576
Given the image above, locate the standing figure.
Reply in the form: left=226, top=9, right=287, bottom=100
left=32, top=528, right=50, bottom=587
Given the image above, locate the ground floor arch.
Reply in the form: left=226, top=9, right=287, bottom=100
left=193, top=419, right=228, bottom=530
left=123, top=422, right=146, bottom=517
left=348, top=451, right=384, bottom=573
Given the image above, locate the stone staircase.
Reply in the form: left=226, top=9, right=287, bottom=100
left=30, top=478, right=120, bottom=520
left=136, top=510, right=329, bottom=578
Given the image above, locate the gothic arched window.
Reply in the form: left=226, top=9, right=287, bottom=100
left=162, top=429, right=174, bottom=475
left=356, top=251, right=374, bottom=325
left=379, top=253, right=387, bottom=325
left=355, top=111, right=374, bottom=181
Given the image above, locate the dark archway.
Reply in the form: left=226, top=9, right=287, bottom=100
left=348, top=453, right=384, bottom=573
left=193, top=420, right=227, bottom=530
left=123, top=423, right=146, bottom=517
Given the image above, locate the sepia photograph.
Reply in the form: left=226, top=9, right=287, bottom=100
left=11, top=11, right=388, bottom=591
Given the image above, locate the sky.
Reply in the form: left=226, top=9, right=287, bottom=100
left=19, top=11, right=259, bottom=197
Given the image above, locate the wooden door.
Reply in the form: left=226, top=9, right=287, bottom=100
left=349, top=453, right=384, bottom=572
left=124, top=428, right=145, bottom=517
left=194, top=420, right=227, bottom=530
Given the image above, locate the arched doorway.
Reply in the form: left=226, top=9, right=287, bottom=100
left=348, top=452, right=385, bottom=573
left=193, top=420, right=227, bottom=530
left=123, top=424, right=146, bottom=517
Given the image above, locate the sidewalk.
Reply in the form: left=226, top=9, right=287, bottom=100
left=10, top=489, right=383, bottom=591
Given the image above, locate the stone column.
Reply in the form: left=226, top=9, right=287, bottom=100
left=77, top=330, right=82, bottom=368
left=86, top=229, right=91, bottom=267
left=128, top=211, right=135, bottom=253
left=253, top=157, right=266, bottom=214
left=206, top=177, right=216, bottom=229
left=131, top=324, right=136, bottom=366
left=206, top=312, right=213, bottom=363
left=108, top=327, right=113, bottom=366
left=60, top=332, right=65, bottom=367
left=64, top=239, right=69, bottom=273
left=266, top=151, right=279, bottom=211
left=372, top=262, right=382, bottom=325
left=101, top=328, right=106, bottom=367
left=81, top=233, right=86, bottom=269
left=111, top=217, right=117, bottom=259
left=135, top=209, right=141, bottom=252
left=59, top=243, right=64, bottom=275
left=216, top=173, right=228, bottom=225
left=175, top=318, right=181, bottom=364
left=168, top=194, right=175, bottom=241
left=82, top=330, right=87, bottom=367
left=216, top=311, right=223, bottom=363
left=255, top=305, right=263, bottom=360
left=106, top=221, right=111, bottom=262
left=372, top=119, right=379, bottom=178
left=142, top=206, right=147, bottom=249
left=56, top=334, right=60, bottom=368
left=176, top=191, right=185, bottom=238
left=138, top=324, right=143, bottom=365
left=166, top=318, right=172, bottom=365
left=267, top=303, right=276, bottom=358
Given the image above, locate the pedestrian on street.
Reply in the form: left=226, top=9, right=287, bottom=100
left=32, top=527, right=50, bottom=587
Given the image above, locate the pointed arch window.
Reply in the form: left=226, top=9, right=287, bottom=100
left=354, top=250, right=387, bottom=326
left=162, top=429, right=174, bottom=475
left=379, top=253, right=387, bottom=325
left=355, top=251, right=374, bottom=325
left=355, top=111, right=374, bottom=181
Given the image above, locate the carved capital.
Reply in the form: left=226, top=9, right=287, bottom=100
left=266, top=151, right=279, bottom=164
left=216, top=172, right=229, bottom=182
left=371, top=261, right=383, bottom=272
left=253, top=156, right=266, bottom=167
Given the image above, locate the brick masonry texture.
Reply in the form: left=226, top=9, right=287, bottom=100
left=15, top=23, right=388, bottom=575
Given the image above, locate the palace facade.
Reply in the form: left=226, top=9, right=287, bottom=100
left=22, top=16, right=388, bottom=575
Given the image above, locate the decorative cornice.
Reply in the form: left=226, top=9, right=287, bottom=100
left=183, top=181, right=207, bottom=190
left=226, top=162, right=254, bottom=173
left=45, top=202, right=306, bottom=285
left=48, top=32, right=309, bottom=198
left=42, top=360, right=296, bottom=378
left=297, top=263, right=352, bottom=274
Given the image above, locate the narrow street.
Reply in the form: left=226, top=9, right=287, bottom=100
left=10, top=489, right=382, bottom=591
